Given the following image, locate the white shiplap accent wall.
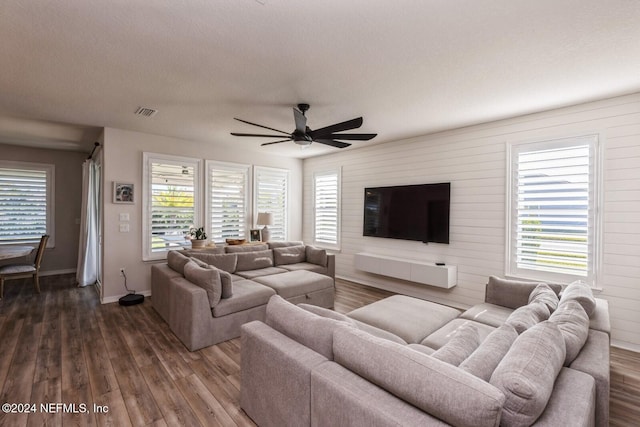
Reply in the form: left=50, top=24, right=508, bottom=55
left=303, top=93, right=640, bottom=351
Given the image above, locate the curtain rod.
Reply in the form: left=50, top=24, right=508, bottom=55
left=87, top=142, right=101, bottom=160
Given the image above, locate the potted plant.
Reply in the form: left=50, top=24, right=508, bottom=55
left=188, top=226, right=207, bottom=249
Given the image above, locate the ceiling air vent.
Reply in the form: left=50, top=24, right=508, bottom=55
left=134, top=106, right=158, bottom=117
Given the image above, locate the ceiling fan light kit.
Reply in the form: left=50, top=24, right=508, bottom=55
left=231, top=104, right=377, bottom=149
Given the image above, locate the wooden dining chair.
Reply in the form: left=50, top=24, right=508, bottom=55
left=0, top=235, right=49, bottom=299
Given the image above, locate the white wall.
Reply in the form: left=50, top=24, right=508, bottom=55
left=303, top=93, right=640, bottom=350
left=102, top=127, right=303, bottom=302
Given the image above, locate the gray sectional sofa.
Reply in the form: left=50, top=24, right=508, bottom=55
left=240, top=276, right=610, bottom=427
left=151, top=242, right=335, bottom=351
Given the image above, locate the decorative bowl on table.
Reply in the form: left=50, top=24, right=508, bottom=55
left=225, top=238, right=246, bottom=245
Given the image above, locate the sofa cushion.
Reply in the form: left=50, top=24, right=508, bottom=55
left=235, top=267, right=287, bottom=280
left=225, top=243, right=269, bottom=253
left=265, top=295, right=350, bottom=360
left=187, top=252, right=237, bottom=273
left=589, top=298, right=611, bottom=335
left=254, top=270, right=334, bottom=299
left=267, top=241, right=304, bottom=249
left=333, top=327, right=505, bottom=427
left=212, top=279, right=275, bottom=317
left=347, top=295, right=460, bottom=344
left=505, top=302, right=550, bottom=334
left=278, top=262, right=328, bottom=275
left=406, top=343, right=436, bottom=356
left=183, top=260, right=222, bottom=307
left=273, top=245, right=306, bottom=265
left=559, top=280, right=596, bottom=317
left=421, top=318, right=495, bottom=350
left=352, top=320, right=408, bottom=345
left=430, top=322, right=480, bottom=366
left=236, top=250, right=274, bottom=271
left=459, top=302, right=514, bottom=327
left=167, top=250, right=190, bottom=275
left=183, top=247, right=225, bottom=255
left=549, top=299, right=590, bottom=365
left=460, top=324, right=518, bottom=381
left=298, top=304, right=356, bottom=325
left=306, top=246, right=327, bottom=266
left=528, top=283, right=559, bottom=313
left=485, top=276, right=561, bottom=310
left=490, top=321, right=566, bottom=427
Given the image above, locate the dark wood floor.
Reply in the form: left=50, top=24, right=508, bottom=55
left=0, top=275, right=637, bottom=426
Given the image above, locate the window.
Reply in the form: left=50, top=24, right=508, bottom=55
left=207, top=161, right=250, bottom=243
left=313, top=169, right=341, bottom=249
left=506, top=135, right=600, bottom=285
left=143, top=153, right=200, bottom=260
left=254, top=166, right=288, bottom=241
left=0, top=161, right=55, bottom=247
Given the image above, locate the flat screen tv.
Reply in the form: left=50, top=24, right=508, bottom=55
left=363, top=183, right=450, bottom=244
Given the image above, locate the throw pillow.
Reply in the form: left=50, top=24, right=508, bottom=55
left=528, top=283, right=559, bottom=313
left=549, top=299, right=589, bottom=365
left=235, top=250, right=274, bottom=271
left=485, top=276, right=562, bottom=310
left=189, top=256, right=210, bottom=269
left=490, top=321, right=566, bottom=426
left=505, top=302, right=550, bottom=334
left=273, top=245, right=306, bottom=265
left=183, top=260, right=222, bottom=307
left=430, top=322, right=480, bottom=366
left=559, top=280, right=596, bottom=317
left=306, top=246, right=327, bottom=266
left=187, top=253, right=237, bottom=273
left=460, top=324, right=518, bottom=381
left=219, top=270, right=233, bottom=299
left=167, top=250, right=190, bottom=275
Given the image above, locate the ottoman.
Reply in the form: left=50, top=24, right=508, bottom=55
left=253, top=270, right=335, bottom=307
left=346, top=295, right=461, bottom=344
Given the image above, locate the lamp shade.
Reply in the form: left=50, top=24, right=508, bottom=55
left=257, top=212, right=274, bottom=226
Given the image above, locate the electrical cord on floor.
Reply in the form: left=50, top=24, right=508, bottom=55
left=122, top=270, right=136, bottom=294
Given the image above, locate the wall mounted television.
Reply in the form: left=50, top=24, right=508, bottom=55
left=363, top=183, right=450, bottom=244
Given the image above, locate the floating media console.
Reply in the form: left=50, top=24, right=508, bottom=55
left=354, top=253, right=457, bottom=289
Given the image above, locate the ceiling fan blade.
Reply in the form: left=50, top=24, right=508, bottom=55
left=234, top=118, right=290, bottom=135
left=261, top=139, right=292, bottom=146
left=325, top=133, right=377, bottom=141
left=231, top=132, right=291, bottom=138
left=310, top=117, right=363, bottom=138
left=293, top=107, right=307, bottom=133
left=314, top=139, right=351, bottom=149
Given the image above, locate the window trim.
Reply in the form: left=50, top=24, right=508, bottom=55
left=0, top=160, right=55, bottom=248
left=254, top=166, right=289, bottom=241
left=505, top=133, right=602, bottom=287
left=312, top=168, right=341, bottom=250
left=205, top=160, right=252, bottom=244
left=142, top=152, right=202, bottom=261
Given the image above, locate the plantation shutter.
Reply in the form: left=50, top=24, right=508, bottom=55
left=509, top=135, right=597, bottom=283
left=255, top=167, right=288, bottom=241
left=149, top=161, right=197, bottom=253
left=0, top=165, right=51, bottom=244
left=314, top=170, right=340, bottom=247
left=208, top=163, right=249, bottom=242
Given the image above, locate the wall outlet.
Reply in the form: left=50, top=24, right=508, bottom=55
left=119, top=268, right=125, bottom=276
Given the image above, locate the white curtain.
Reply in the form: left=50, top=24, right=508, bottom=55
left=76, top=159, right=99, bottom=286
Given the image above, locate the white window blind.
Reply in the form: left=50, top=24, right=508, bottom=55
left=313, top=169, right=340, bottom=248
left=508, top=135, right=598, bottom=284
left=255, top=166, right=288, bottom=241
left=0, top=162, right=54, bottom=246
left=143, top=154, right=200, bottom=260
left=207, top=162, right=250, bottom=242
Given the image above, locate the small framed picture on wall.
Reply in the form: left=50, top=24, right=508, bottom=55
left=113, top=182, right=134, bottom=204
left=250, top=229, right=262, bottom=242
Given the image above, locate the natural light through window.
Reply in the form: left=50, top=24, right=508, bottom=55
left=313, top=169, right=340, bottom=249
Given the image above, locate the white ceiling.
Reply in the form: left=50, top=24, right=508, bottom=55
left=1, top=0, right=639, bottom=158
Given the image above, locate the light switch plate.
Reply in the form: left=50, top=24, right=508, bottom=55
left=119, top=213, right=130, bottom=222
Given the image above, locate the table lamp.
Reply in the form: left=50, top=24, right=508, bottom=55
left=256, top=212, right=274, bottom=242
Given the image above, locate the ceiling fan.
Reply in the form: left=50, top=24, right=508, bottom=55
left=231, top=103, right=377, bottom=149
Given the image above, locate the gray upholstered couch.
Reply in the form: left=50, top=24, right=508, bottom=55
left=240, top=276, right=610, bottom=427
left=151, top=242, right=335, bottom=351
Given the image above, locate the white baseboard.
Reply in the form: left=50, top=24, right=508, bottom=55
left=101, top=289, right=151, bottom=305
left=611, top=339, right=640, bottom=353
left=40, top=268, right=76, bottom=277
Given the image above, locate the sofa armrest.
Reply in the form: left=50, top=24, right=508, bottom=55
left=533, top=367, right=595, bottom=427
left=169, top=276, right=213, bottom=351
left=240, top=321, right=328, bottom=427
